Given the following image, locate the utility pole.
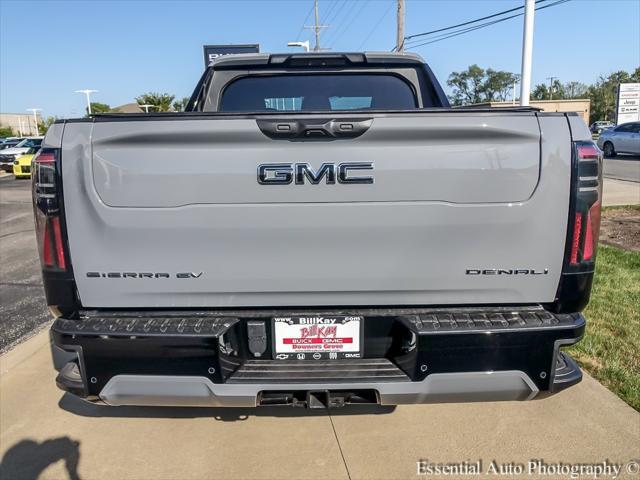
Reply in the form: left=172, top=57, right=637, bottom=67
left=396, top=0, right=405, bottom=52
left=139, top=104, right=154, bottom=113
left=305, top=0, right=328, bottom=52
left=519, top=0, right=535, bottom=106
left=546, top=76, right=558, bottom=100
left=75, top=89, right=98, bottom=115
left=26, top=108, right=41, bottom=136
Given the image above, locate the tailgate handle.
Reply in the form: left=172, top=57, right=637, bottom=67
left=257, top=118, right=373, bottom=141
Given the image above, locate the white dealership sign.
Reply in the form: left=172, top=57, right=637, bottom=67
left=616, top=83, right=640, bottom=124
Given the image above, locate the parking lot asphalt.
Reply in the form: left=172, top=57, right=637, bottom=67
left=1, top=172, right=639, bottom=480
left=604, top=155, right=640, bottom=183
left=0, top=174, right=49, bottom=353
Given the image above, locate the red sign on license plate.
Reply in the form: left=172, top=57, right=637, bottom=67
left=273, top=316, right=362, bottom=360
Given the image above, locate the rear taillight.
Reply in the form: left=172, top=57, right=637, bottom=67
left=33, top=149, right=68, bottom=272
left=565, top=141, right=603, bottom=271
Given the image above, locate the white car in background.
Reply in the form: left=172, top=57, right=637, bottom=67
left=0, top=137, right=43, bottom=172
left=597, top=122, right=640, bottom=157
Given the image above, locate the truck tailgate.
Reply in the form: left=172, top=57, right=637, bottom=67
left=62, top=113, right=571, bottom=308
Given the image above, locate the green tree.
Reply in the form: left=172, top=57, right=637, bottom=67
left=0, top=125, right=14, bottom=137
left=531, top=83, right=550, bottom=101
left=172, top=96, right=190, bottom=112
left=531, top=79, right=568, bottom=101
left=135, top=92, right=175, bottom=112
left=37, top=116, right=59, bottom=135
left=483, top=69, right=520, bottom=102
left=564, top=81, right=588, bottom=99
left=587, top=68, right=640, bottom=123
left=87, top=102, right=111, bottom=115
left=447, top=64, right=486, bottom=105
left=447, top=65, right=519, bottom=105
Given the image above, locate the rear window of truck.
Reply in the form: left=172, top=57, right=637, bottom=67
left=219, top=74, right=418, bottom=112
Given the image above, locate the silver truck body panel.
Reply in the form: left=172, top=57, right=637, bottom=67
left=62, top=113, right=572, bottom=308
left=91, top=116, right=540, bottom=206
left=98, top=370, right=539, bottom=407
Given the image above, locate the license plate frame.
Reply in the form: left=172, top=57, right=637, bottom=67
left=272, top=315, right=364, bottom=360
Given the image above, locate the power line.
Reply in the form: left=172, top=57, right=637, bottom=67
left=405, top=0, right=570, bottom=50
left=329, top=0, right=370, bottom=48
left=358, top=0, right=394, bottom=50
left=404, top=0, right=548, bottom=44
left=325, top=0, right=348, bottom=29
left=324, top=0, right=361, bottom=45
left=405, top=15, right=524, bottom=48
left=323, top=0, right=340, bottom=23
left=295, top=2, right=315, bottom=41
left=404, top=0, right=565, bottom=47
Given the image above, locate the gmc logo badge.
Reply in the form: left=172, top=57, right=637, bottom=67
left=258, top=162, right=374, bottom=185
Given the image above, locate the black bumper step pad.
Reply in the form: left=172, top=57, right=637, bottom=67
left=400, top=311, right=581, bottom=333
left=54, top=316, right=237, bottom=337
left=227, top=358, right=409, bottom=384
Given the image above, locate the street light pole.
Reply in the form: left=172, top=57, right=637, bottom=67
left=26, top=108, right=41, bottom=136
left=287, top=41, right=310, bottom=52
left=519, top=0, right=535, bottom=106
left=75, top=89, right=98, bottom=115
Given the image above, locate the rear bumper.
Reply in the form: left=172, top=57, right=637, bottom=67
left=51, top=307, right=585, bottom=408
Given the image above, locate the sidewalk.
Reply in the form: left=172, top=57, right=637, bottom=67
left=603, top=178, right=640, bottom=206
left=1, top=330, right=639, bottom=480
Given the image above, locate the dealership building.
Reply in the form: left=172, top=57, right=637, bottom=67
left=475, top=99, right=591, bottom=124
left=0, top=112, right=42, bottom=136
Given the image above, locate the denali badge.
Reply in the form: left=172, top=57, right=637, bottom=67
left=258, top=162, right=374, bottom=185
left=466, top=269, right=549, bottom=275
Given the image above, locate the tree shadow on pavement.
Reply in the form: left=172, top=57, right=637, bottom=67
left=0, top=437, right=81, bottom=480
left=58, top=392, right=395, bottom=422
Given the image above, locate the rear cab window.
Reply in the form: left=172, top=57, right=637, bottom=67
left=219, top=74, right=418, bottom=112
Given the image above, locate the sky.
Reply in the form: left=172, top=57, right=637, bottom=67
left=1, top=0, right=639, bottom=118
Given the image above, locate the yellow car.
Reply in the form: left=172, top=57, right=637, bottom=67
left=12, top=148, right=37, bottom=179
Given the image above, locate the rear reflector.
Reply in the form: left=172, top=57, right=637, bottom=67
left=570, top=213, right=582, bottom=265
left=52, top=217, right=66, bottom=270
left=583, top=201, right=601, bottom=262
left=43, top=220, right=53, bottom=267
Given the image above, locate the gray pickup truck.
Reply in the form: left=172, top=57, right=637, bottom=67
left=35, top=52, right=602, bottom=409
